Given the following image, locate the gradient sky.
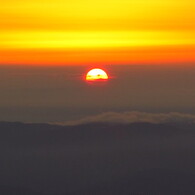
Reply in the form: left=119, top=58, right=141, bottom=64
left=1, top=0, right=195, bottom=65
left=0, top=0, right=195, bottom=123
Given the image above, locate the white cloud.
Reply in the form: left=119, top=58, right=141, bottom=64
left=62, top=111, right=195, bottom=126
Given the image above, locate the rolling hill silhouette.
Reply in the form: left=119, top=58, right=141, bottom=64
left=0, top=121, right=194, bottom=194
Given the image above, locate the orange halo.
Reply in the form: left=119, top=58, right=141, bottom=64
left=86, top=68, right=108, bottom=81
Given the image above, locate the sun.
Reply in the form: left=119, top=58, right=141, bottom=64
left=86, top=68, right=109, bottom=81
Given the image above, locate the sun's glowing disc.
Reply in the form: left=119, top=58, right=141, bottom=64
left=86, top=68, right=108, bottom=81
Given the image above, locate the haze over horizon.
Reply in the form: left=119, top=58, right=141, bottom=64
left=0, top=64, right=195, bottom=123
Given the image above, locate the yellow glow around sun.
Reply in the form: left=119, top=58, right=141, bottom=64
left=86, top=68, right=108, bottom=81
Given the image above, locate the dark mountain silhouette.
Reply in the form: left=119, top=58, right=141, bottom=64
left=0, top=185, right=46, bottom=195
left=0, top=121, right=195, bottom=195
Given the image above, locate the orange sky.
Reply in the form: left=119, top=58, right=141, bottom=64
left=0, top=0, right=195, bottom=65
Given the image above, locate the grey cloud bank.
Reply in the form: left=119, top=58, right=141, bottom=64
left=64, top=111, right=195, bottom=125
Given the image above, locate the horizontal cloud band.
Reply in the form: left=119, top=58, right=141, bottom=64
left=63, top=111, right=195, bottom=126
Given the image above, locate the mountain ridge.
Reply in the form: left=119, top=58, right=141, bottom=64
left=0, top=121, right=194, bottom=194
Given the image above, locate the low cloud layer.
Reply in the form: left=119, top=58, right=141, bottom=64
left=63, top=111, right=195, bottom=126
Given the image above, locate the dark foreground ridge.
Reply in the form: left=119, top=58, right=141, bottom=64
left=0, top=121, right=195, bottom=195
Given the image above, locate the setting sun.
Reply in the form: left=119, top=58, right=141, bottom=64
left=86, top=68, right=108, bottom=81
